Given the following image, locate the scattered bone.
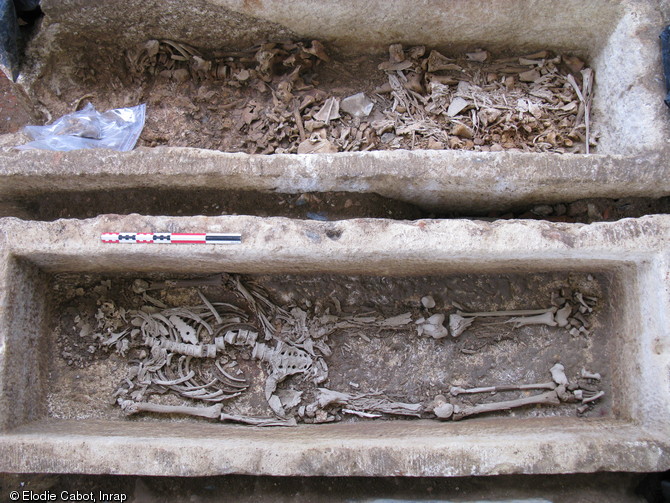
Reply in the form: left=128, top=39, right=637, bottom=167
left=550, top=363, right=569, bottom=386
left=118, top=399, right=222, bottom=419
left=417, top=313, right=450, bottom=339
left=453, top=390, right=560, bottom=420
left=219, top=413, right=298, bottom=427
left=506, top=311, right=557, bottom=328
left=448, top=314, right=474, bottom=338
left=457, top=308, right=553, bottom=318
left=582, top=390, right=605, bottom=404
left=555, top=303, right=572, bottom=327
left=450, top=382, right=556, bottom=396
left=421, top=295, right=436, bottom=309
left=574, top=292, right=594, bottom=313
left=580, top=369, right=601, bottom=380
left=576, top=404, right=590, bottom=414
left=433, top=402, right=454, bottom=419
left=317, top=388, right=422, bottom=417
left=313, top=97, right=340, bottom=124
left=342, top=408, right=382, bottom=419
left=340, top=93, right=374, bottom=118
left=447, top=97, right=469, bottom=117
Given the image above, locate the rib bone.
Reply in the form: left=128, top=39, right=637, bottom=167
left=453, top=390, right=560, bottom=420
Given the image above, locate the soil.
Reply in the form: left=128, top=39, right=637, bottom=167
left=0, top=72, right=33, bottom=134
left=48, top=270, right=612, bottom=425
left=5, top=187, right=669, bottom=225
left=0, top=471, right=648, bottom=503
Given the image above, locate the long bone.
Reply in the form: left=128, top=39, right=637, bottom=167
left=219, top=413, right=297, bottom=427
left=448, top=314, right=474, bottom=338
left=450, top=382, right=556, bottom=396
left=456, top=308, right=554, bottom=318
left=505, top=311, right=557, bottom=328
left=453, top=390, right=560, bottom=420
left=118, top=399, right=223, bottom=419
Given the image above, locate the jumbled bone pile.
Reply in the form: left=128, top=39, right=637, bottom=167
left=92, top=274, right=604, bottom=426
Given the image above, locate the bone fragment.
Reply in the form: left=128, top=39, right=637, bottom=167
left=118, top=399, right=222, bottom=419
left=550, top=363, right=568, bottom=386
left=582, top=390, right=604, bottom=404
left=453, top=390, right=560, bottom=420
left=573, top=389, right=583, bottom=400
left=380, top=312, right=413, bottom=326
left=197, top=290, right=222, bottom=324
left=574, top=292, right=593, bottom=313
left=555, top=385, right=574, bottom=402
left=448, top=314, right=474, bottom=338
left=419, top=313, right=450, bottom=339
left=219, top=413, right=298, bottom=427
left=554, top=303, right=572, bottom=327
left=506, top=311, right=557, bottom=328
left=268, top=394, right=286, bottom=418
left=580, top=369, right=601, bottom=380
left=421, top=295, right=436, bottom=309
left=457, top=308, right=554, bottom=318
left=450, top=382, right=557, bottom=396
left=433, top=402, right=454, bottom=419
left=342, top=408, right=382, bottom=418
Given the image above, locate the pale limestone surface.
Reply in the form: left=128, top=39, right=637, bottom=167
left=0, top=215, right=668, bottom=476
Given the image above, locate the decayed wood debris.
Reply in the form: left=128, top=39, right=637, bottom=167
left=125, top=40, right=596, bottom=154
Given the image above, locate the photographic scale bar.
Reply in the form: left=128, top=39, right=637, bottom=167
left=101, top=233, right=242, bottom=244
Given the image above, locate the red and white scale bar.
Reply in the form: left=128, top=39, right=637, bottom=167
left=101, top=232, right=241, bottom=244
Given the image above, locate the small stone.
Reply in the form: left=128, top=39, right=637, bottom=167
left=451, top=123, right=473, bottom=139
left=172, top=68, right=190, bottom=82
left=421, top=295, right=436, bottom=309
left=448, top=136, right=461, bottom=149
left=519, top=69, right=541, bottom=82
left=340, top=92, right=374, bottom=118
left=427, top=138, right=444, bottom=150
left=567, top=200, right=588, bottom=217
left=490, top=143, right=503, bottom=152
left=563, top=55, right=585, bottom=74
left=466, top=50, right=488, bottom=62
left=447, top=97, right=469, bottom=117
left=381, top=132, right=396, bottom=143
left=531, top=205, right=553, bottom=217
left=297, top=138, right=338, bottom=154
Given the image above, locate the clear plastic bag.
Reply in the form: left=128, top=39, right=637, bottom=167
left=16, top=103, right=146, bottom=152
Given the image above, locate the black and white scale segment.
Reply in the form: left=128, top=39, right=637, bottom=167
left=101, top=232, right=242, bottom=244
